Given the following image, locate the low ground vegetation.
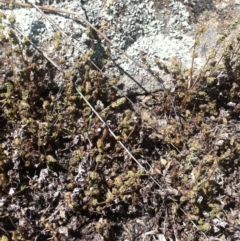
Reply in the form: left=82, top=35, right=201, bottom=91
left=0, top=3, right=240, bottom=241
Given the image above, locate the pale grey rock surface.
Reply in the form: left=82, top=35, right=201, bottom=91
left=1, top=0, right=240, bottom=95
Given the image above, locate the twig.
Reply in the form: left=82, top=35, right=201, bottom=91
left=25, top=0, right=107, bottom=77
left=0, top=226, right=10, bottom=239
left=1, top=0, right=164, bottom=189
left=75, top=85, right=163, bottom=189
left=0, top=0, right=166, bottom=89
left=12, top=26, right=62, bottom=71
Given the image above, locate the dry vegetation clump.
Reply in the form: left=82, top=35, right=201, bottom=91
left=0, top=5, right=240, bottom=241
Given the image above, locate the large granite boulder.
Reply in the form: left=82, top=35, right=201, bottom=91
left=1, top=0, right=240, bottom=95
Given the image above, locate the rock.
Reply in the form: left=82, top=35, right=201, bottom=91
left=1, top=0, right=240, bottom=95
